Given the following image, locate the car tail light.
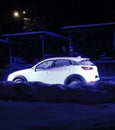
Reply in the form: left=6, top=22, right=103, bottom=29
left=82, top=66, right=93, bottom=70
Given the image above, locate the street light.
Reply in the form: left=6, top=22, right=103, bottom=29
left=12, top=10, right=36, bottom=32
left=13, top=10, right=26, bottom=18
left=22, top=11, right=26, bottom=15
left=13, top=11, right=20, bottom=18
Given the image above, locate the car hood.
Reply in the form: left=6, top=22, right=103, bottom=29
left=9, top=68, right=32, bottom=76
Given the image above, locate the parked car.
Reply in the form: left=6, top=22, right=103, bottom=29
left=7, top=56, right=100, bottom=87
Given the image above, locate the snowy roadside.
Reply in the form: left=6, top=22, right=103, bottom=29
left=0, top=101, right=115, bottom=130
left=0, top=81, right=115, bottom=104
left=0, top=63, right=115, bottom=130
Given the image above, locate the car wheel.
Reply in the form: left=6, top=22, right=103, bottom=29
left=67, top=77, right=83, bottom=88
left=13, top=78, right=26, bottom=83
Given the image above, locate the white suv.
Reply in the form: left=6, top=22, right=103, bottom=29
left=7, top=56, right=100, bottom=87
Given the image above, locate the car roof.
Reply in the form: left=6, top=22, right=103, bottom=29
left=42, top=56, right=89, bottom=62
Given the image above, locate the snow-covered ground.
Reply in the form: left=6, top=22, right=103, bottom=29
left=0, top=81, right=115, bottom=129
left=0, top=101, right=115, bottom=130
left=0, top=62, right=115, bottom=130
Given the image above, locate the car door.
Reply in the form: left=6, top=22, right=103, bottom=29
left=46, top=59, right=71, bottom=84
left=32, top=60, right=54, bottom=83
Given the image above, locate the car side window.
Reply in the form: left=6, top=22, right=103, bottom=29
left=35, top=60, right=54, bottom=71
left=54, top=60, right=71, bottom=68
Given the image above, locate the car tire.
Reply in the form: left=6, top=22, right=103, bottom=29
left=13, top=78, right=26, bottom=83
left=66, top=77, right=83, bottom=88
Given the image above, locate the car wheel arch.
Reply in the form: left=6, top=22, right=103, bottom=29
left=13, top=75, right=27, bottom=82
left=64, top=74, right=86, bottom=85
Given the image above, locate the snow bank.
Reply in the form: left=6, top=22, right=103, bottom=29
left=0, top=81, right=115, bottom=104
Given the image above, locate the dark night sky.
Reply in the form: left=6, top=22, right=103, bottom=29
left=0, top=0, right=115, bottom=33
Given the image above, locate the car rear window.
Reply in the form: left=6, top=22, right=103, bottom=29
left=71, top=60, right=94, bottom=66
